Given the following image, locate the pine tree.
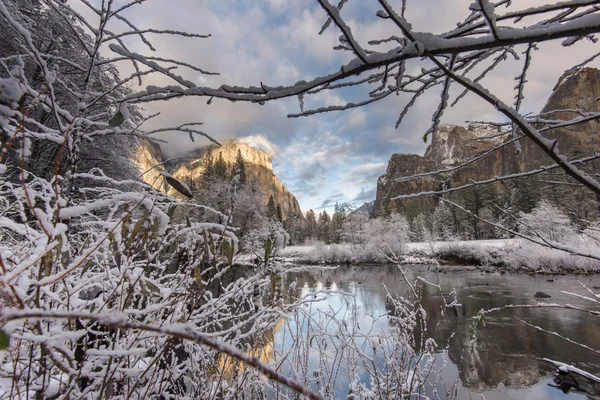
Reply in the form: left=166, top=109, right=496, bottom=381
left=318, top=211, right=331, bottom=243
left=214, top=151, right=228, bottom=180
left=507, top=176, right=541, bottom=215
left=266, top=195, right=277, bottom=221
left=276, top=203, right=283, bottom=223
left=330, top=202, right=347, bottom=244
left=453, top=185, right=497, bottom=239
left=411, top=213, right=431, bottom=242
left=304, top=209, right=317, bottom=240
left=432, top=201, right=455, bottom=240
left=232, top=148, right=246, bottom=184
left=283, top=214, right=298, bottom=244
left=200, top=149, right=215, bottom=189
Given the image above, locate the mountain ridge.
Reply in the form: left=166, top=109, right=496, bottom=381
left=373, top=67, right=600, bottom=221
left=153, top=141, right=304, bottom=221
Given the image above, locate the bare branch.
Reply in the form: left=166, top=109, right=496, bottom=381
left=319, top=0, right=348, bottom=35
left=392, top=152, right=600, bottom=200
left=317, top=0, right=369, bottom=63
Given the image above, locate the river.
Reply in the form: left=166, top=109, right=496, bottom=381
left=257, top=265, right=600, bottom=399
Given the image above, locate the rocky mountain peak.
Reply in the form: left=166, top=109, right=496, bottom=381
left=543, top=67, right=600, bottom=134
left=373, top=67, right=600, bottom=219
left=164, top=141, right=304, bottom=220
left=423, top=123, right=506, bottom=166
left=351, top=200, right=375, bottom=217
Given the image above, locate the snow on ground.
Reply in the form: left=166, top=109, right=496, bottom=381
left=405, top=239, right=512, bottom=254
left=276, top=239, right=513, bottom=260
left=239, top=238, right=600, bottom=273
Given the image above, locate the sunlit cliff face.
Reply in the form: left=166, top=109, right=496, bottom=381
left=165, top=141, right=304, bottom=220
left=132, top=139, right=166, bottom=192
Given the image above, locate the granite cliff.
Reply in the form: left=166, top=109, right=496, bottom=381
left=374, top=68, right=600, bottom=220
left=163, top=141, right=304, bottom=220
left=130, top=138, right=166, bottom=192
left=81, top=128, right=304, bottom=222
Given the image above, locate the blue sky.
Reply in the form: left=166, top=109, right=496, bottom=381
left=87, top=0, right=600, bottom=214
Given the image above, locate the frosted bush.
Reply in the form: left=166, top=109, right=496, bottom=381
left=519, top=200, right=577, bottom=244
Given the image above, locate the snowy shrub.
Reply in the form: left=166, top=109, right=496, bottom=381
left=518, top=200, right=577, bottom=244
left=0, top=76, right=22, bottom=130
left=497, top=240, right=599, bottom=272
left=364, top=213, right=411, bottom=257
left=2, top=0, right=600, bottom=398
left=300, top=214, right=412, bottom=263
left=341, top=213, right=369, bottom=245
left=243, top=220, right=289, bottom=256
left=0, top=2, right=304, bottom=398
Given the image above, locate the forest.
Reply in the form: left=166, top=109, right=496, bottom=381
left=1, top=0, right=600, bottom=399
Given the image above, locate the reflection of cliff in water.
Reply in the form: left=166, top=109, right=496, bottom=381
left=217, top=317, right=285, bottom=378
left=282, top=265, right=600, bottom=393
left=416, top=278, right=600, bottom=392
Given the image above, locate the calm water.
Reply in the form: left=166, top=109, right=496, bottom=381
left=268, top=265, right=600, bottom=399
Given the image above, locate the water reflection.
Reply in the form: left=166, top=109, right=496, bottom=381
left=270, top=265, right=600, bottom=399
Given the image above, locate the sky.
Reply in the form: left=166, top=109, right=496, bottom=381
left=81, top=0, right=600, bottom=214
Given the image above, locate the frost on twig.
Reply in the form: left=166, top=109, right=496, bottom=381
left=0, top=2, right=325, bottom=398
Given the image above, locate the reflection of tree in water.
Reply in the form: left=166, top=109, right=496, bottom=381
left=283, top=266, right=600, bottom=394
left=208, top=269, right=301, bottom=396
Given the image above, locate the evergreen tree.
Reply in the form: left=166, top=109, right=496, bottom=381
left=507, top=176, right=541, bottom=215
left=432, top=201, right=455, bottom=240
left=304, top=209, right=317, bottom=240
left=452, top=185, right=497, bottom=239
left=266, top=195, right=277, bottom=221
left=213, top=151, right=228, bottom=180
left=283, top=214, right=298, bottom=244
left=411, top=213, right=431, bottom=242
left=318, top=211, right=331, bottom=243
left=330, top=202, right=347, bottom=244
left=232, top=148, right=247, bottom=184
left=476, top=206, right=498, bottom=239
left=276, top=203, right=283, bottom=223
left=200, top=149, right=215, bottom=189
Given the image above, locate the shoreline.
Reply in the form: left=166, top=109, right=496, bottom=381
left=236, top=239, right=600, bottom=275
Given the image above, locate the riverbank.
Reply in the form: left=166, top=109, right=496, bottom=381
left=266, top=239, right=600, bottom=274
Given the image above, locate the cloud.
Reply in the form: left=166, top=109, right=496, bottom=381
left=298, top=161, right=326, bottom=181
left=238, top=135, right=281, bottom=158
left=89, top=0, right=600, bottom=213
left=319, top=192, right=346, bottom=209
left=350, top=162, right=387, bottom=175
left=352, top=188, right=377, bottom=204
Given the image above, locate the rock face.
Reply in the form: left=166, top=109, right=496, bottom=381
left=165, top=141, right=304, bottom=220
left=423, top=123, right=504, bottom=166
left=374, top=123, right=507, bottom=218
left=126, top=139, right=304, bottom=220
left=129, top=138, right=166, bottom=191
left=374, top=68, right=600, bottom=219
left=352, top=201, right=375, bottom=217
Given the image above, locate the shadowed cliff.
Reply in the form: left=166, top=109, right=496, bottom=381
left=374, top=68, right=600, bottom=222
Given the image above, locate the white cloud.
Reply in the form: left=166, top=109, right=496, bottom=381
left=84, top=0, right=600, bottom=212
left=350, top=162, right=387, bottom=175
left=238, top=135, right=281, bottom=158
